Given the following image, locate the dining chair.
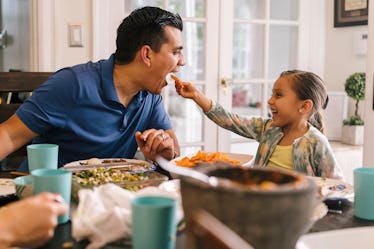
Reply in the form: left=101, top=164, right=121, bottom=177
left=0, top=72, right=52, bottom=171
left=187, top=208, right=254, bottom=249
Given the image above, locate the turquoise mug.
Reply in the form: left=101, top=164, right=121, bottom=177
left=132, top=196, right=177, bottom=249
left=27, top=144, right=59, bottom=173
left=354, top=167, right=374, bottom=220
left=32, top=169, right=72, bottom=224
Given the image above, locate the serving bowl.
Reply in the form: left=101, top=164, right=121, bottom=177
left=13, top=175, right=33, bottom=199
left=180, top=162, right=317, bottom=249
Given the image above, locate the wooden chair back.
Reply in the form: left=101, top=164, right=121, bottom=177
left=0, top=72, right=53, bottom=170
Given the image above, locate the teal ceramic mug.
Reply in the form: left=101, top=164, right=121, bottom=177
left=13, top=175, right=33, bottom=199
left=131, top=196, right=177, bottom=249
left=354, top=167, right=374, bottom=220
left=32, top=168, right=72, bottom=224
left=27, top=144, right=59, bottom=173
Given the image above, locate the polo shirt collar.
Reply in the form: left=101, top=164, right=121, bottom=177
left=101, top=54, right=117, bottom=103
left=100, top=54, right=145, bottom=107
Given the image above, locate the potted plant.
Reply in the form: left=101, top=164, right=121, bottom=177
left=341, top=72, right=365, bottom=145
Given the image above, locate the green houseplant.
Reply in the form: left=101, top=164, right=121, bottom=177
left=342, top=72, right=365, bottom=145
left=343, top=72, right=365, bottom=125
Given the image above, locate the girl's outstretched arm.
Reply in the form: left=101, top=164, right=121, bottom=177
left=172, top=75, right=212, bottom=112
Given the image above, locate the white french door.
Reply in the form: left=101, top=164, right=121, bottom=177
left=93, top=0, right=325, bottom=156
left=217, top=0, right=325, bottom=155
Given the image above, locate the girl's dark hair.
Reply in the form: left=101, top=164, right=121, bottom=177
left=280, top=70, right=329, bottom=134
left=115, top=6, right=183, bottom=64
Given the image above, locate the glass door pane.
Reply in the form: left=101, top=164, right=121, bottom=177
left=270, top=0, right=299, bottom=20
left=268, top=25, right=298, bottom=78
left=180, top=22, right=205, bottom=81
left=170, top=2, right=206, bottom=154
left=231, top=83, right=262, bottom=117
left=233, top=23, right=265, bottom=79
left=169, top=0, right=205, bottom=17
left=0, top=0, right=30, bottom=72
left=234, top=0, right=265, bottom=19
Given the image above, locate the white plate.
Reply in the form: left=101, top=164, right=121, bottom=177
left=0, top=178, right=15, bottom=196
left=308, top=176, right=354, bottom=199
left=159, top=179, right=180, bottom=193
left=63, top=158, right=155, bottom=172
left=296, top=227, right=374, bottom=249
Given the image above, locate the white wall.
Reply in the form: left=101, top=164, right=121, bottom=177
left=54, top=0, right=93, bottom=70
left=324, top=1, right=367, bottom=118
left=35, top=0, right=93, bottom=71
left=363, top=2, right=374, bottom=166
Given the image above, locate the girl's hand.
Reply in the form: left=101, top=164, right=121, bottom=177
left=171, top=75, right=213, bottom=112
left=171, top=75, right=199, bottom=100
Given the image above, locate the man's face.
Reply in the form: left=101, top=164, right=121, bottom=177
left=147, top=25, right=185, bottom=94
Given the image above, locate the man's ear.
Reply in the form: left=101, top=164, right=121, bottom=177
left=140, top=45, right=152, bottom=67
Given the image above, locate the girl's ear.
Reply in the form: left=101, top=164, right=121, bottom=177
left=300, top=99, right=313, bottom=113
left=140, top=45, right=152, bottom=67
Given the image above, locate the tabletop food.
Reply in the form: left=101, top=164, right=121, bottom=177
left=174, top=150, right=241, bottom=167
left=66, top=158, right=168, bottom=200
left=74, top=167, right=148, bottom=188
left=71, top=170, right=168, bottom=200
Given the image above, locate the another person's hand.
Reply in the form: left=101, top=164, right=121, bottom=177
left=173, top=76, right=200, bottom=100
left=0, top=192, right=67, bottom=248
left=135, top=129, right=175, bottom=161
left=173, top=75, right=213, bottom=113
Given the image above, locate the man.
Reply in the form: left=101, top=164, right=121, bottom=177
left=0, top=6, right=184, bottom=171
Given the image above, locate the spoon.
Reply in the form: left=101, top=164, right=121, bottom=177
left=155, top=156, right=222, bottom=187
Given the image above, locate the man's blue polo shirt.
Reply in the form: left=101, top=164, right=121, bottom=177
left=16, top=54, right=172, bottom=171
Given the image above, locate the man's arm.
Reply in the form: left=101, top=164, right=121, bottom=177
left=0, top=114, right=38, bottom=160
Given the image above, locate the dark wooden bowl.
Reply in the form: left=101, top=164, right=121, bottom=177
left=180, top=163, right=317, bottom=249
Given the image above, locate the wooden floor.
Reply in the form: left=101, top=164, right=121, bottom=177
left=330, top=141, right=363, bottom=184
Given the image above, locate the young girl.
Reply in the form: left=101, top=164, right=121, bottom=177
left=174, top=70, right=344, bottom=180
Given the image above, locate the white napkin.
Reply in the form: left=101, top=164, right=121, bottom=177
left=71, top=183, right=183, bottom=249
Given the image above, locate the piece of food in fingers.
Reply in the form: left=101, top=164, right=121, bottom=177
left=171, top=74, right=183, bottom=89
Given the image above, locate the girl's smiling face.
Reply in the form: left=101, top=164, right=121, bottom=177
left=268, top=76, right=305, bottom=128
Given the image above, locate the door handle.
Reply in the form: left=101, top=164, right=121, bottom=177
left=0, top=30, right=7, bottom=48
left=220, top=77, right=233, bottom=96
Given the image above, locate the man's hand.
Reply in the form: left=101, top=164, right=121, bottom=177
left=135, top=129, right=175, bottom=161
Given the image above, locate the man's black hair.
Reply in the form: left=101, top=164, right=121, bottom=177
left=115, top=6, right=183, bottom=64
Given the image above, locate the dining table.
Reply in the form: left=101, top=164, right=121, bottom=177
left=2, top=170, right=374, bottom=249
left=32, top=199, right=373, bottom=249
